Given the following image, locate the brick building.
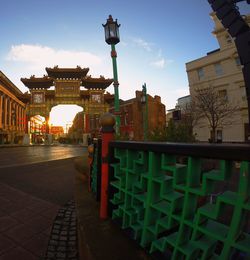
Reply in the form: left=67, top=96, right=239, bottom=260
left=110, top=90, right=166, bottom=140
left=70, top=90, right=166, bottom=141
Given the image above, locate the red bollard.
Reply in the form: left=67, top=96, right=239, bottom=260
left=99, top=113, right=115, bottom=219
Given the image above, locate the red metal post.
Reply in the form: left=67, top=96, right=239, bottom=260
left=99, top=113, right=115, bottom=219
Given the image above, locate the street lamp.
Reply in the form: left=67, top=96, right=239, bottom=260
left=103, top=15, right=121, bottom=135
left=141, top=83, right=148, bottom=141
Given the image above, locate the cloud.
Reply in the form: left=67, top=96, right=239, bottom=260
left=150, top=58, right=165, bottom=69
left=132, top=37, right=152, bottom=51
left=150, top=58, right=173, bottom=69
left=6, top=44, right=102, bottom=71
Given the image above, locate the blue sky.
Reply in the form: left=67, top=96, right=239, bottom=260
left=0, top=1, right=249, bottom=125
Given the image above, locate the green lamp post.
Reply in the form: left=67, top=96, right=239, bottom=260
left=141, top=83, right=148, bottom=141
left=103, top=15, right=121, bottom=135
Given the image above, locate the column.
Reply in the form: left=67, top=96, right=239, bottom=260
left=4, top=96, right=7, bottom=128
left=45, top=116, right=50, bottom=134
left=5, top=98, right=8, bottom=128
left=22, top=109, right=26, bottom=132
left=25, top=114, right=30, bottom=134
left=9, top=99, right=13, bottom=128
left=85, top=114, right=89, bottom=133
left=0, top=94, right=2, bottom=129
left=17, top=105, right=21, bottom=131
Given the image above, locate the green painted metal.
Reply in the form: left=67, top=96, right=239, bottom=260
left=91, top=145, right=98, bottom=195
left=110, top=147, right=250, bottom=259
left=111, top=44, right=120, bottom=135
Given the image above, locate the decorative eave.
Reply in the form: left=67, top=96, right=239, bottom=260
left=17, top=92, right=31, bottom=103
left=82, top=75, right=113, bottom=89
left=46, top=66, right=89, bottom=79
left=80, top=90, right=90, bottom=97
left=21, top=76, right=53, bottom=89
left=104, top=92, right=114, bottom=103
left=45, top=90, right=55, bottom=97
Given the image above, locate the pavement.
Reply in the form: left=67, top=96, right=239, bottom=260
left=0, top=182, right=61, bottom=259
left=0, top=154, right=79, bottom=260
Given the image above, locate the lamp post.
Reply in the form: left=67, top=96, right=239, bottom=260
left=103, top=15, right=121, bottom=135
left=141, top=83, right=148, bottom=141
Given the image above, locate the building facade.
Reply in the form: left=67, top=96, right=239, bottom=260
left=186, top=13, right=250, bottom=142
left=0, top=71, right=26, bottom=144
left=110, top=90, right=166, bottom=140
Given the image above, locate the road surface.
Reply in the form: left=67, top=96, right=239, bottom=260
left=0, top=145, right=87, bottom=205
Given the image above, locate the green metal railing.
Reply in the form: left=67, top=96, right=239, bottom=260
left=90, top=138, right=102, bottom=201
left=91, top=145, right=98, bottom=195
left=108, top=141, right=250, bottom=259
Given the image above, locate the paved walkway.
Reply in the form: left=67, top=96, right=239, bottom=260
left=0, top=156, right=79, bottom=259
left=0, top=183, right=60, bottom=259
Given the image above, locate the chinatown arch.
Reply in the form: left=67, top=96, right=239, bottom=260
left=20, top=66, right=114, bottom=139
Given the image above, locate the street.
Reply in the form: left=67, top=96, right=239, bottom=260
left=0, top=145, right=86, bottom=204
left=0, top=145, right=86, bottom=169
left=0, top=145, right=87, bottom=259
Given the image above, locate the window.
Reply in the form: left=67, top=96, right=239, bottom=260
left=217, top=130, right=222, bottom=143
left=241, top=85, right=246, bottom=101
left=214, top=63, right=223, bottom=76
left=235, top=57, right=241, bottom=67
left=197, top=68, right=205, bottom=80
left=225, top=35, right=232, bottom=44
left=218, top=89, right=228, bottom=101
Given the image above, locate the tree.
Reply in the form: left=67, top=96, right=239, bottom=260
left=165, top=119, right=196, bottom=143
left=179, top=101, right=200, bottom=138
left=148, top=126, right=167, bottom=142
left=194, top=86, right=239, bottom=143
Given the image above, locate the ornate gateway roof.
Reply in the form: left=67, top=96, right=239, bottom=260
left=82, top=76, right=113, bottom=89
left=46, top=66, right=89, bottom=79
left=21, top=75, right=54, bottom=89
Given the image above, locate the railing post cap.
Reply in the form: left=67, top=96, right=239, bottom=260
left=100, top=113, right=115, bottom=131
left=88, top=144, right=94, bottom=154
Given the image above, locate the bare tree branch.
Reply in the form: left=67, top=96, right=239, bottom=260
left=194, top=86, right=239, bottom=142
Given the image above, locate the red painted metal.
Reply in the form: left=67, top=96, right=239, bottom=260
left=100, top=132, right=114, bottom=219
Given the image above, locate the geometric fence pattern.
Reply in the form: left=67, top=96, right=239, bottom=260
left=90, top=145, right=98, bottom=195
left=109, top=148, right=250, bottom=259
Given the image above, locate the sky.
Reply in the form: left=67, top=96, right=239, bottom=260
left=0, top=0, right=249, bottom=127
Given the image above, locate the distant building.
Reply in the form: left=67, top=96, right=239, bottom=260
left=110, top=90, right=166, bottom=140
left=68, top=112, right=84, bottom=143
left=166, top=95, right=191, bottom=125
left=0, top=71, right=26, bottom=144
left=30, top=115, right=44, bottom=144
left=176, top=95, right=191, bottom=110
left=50, top=126, right=64, bottom=139
left=186, top=13, right=250, bottom=142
